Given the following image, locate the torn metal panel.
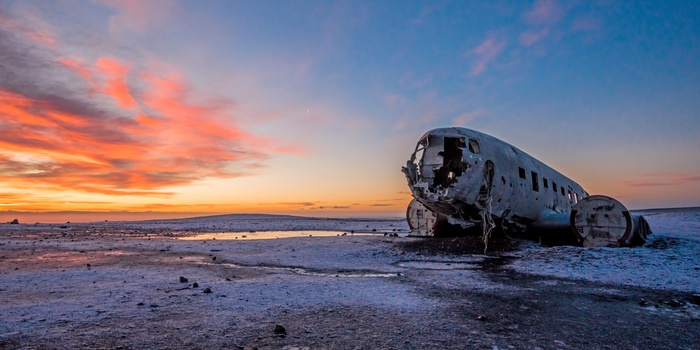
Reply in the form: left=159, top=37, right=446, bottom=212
left=402, top=127, right=651, bottom=247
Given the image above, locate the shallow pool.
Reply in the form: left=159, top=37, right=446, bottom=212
left=179, top=230, right=377, bottom=240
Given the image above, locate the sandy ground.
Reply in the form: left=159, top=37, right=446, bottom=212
left=1, top=214, right=699, bottom=349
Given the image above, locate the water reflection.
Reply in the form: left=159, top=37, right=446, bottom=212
left=179, top=230, right=377, bottom=240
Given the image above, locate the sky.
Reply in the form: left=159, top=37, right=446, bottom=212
left=1, top=0, right=699, bottom=222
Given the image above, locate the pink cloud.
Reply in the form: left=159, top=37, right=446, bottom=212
left=467, top=35, right=507, bottom=76
left=519, top=28, right=550, bottom=47
left=96, top=0, right=178, bottom=34
left=452, top=108, right=485, bottom=126
left=0, top=9, right=56, bottom=45
left=523, top=0, right=564, bottom=25
left=572, top=16, right=601, bottom=32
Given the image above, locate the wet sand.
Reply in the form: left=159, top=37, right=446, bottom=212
left=1, top=217, right=698, bottom=349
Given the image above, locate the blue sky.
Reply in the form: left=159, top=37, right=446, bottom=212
left=0, top=0, right=698, bottom=221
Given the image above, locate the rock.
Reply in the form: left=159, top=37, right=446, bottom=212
left=192, top=282, right=199, bottom=288
left=690, top=294, right=700, bottom=305
left=212, top=256, right=216, bottom=261
left=137, top=302, right=144, bottom=306
left=203, top=288, right=212, bottom=294
left=179, top=276, right=188, bottom=283
left=10, top=219, right=19, bottom=224
left=273, top=324, right=287, bottom=334
left=477, top=315, right=487, bottom=321
left=638, top=298, right=648, bottom=306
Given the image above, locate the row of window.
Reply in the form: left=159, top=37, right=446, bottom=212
left=518, top=167, right=582, bottom=203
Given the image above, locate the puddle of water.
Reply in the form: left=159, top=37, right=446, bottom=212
left=397, top=259, right=485, bottom=270
left=179, top=230, right=375, bottom=240
left=194, top=259, right=398, bottom=278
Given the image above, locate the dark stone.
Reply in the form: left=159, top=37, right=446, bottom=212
left=273, top=324, right=287, bottom=334
left=477, top=315, right=487, bottom=321
left=690, top=294, right=700, bottom=305
left=638, top=298, right=647, bottom=306
left=137, top=302, right=144, bottom=306
left=212, top=256, right=216, bottom=261
left=203, top=288, right=212, bottom=294
left=179, top=276, right=188, bottom=283
left=10, top=219, right=18, bottom=224
left=192, top=282, right=199, bottom=288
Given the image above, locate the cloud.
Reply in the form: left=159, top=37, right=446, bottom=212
left=0, top=8, right=55, bottom=46
left=0, top=21, right=296, bottom=196
left=523, top=0, right=564, bottom=25
left=452, top=108, right=485, bottom=126
left=411, top=4, right=442, bottom=25
left=572, top=16, right=601, bottom=32
left=519, top=28, right=550, bottom=47
left=96, top=0, right=179, bottom=35
left=313, top=206, right=350, bottom=210
left=467, top=35, right=507, bottom=76
left=623, top=174, right=700, bottom=187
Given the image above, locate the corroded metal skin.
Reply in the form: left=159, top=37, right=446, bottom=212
left=402, top=127, right=650, bottom=247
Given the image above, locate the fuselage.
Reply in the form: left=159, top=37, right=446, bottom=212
left=403, top=127, right=588, bottom=232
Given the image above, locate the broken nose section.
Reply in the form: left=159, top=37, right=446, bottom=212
left=402, top=132, right=479, bottom=232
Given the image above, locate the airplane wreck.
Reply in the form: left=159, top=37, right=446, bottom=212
left=402, top=127, right=651, bottom=248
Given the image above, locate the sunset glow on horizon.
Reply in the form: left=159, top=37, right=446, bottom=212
left=1, top=1, right=699, bottom=223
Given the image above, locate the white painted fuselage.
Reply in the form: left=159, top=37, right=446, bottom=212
left=402, top=127, right=649, bottom=247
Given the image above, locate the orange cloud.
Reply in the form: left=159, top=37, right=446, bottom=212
left=96, top=58, right=138, bottom=108
left=0, top=53, right=294, bottom=196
